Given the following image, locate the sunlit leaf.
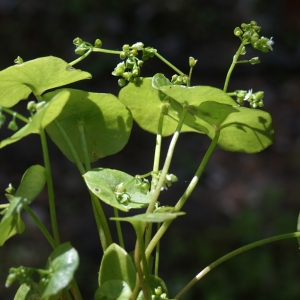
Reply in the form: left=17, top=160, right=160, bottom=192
left=83, top=168, right=151, bottom=212
left=0, top=56, right=91, bottom=107
left=94, top=280, right=132, bottom=300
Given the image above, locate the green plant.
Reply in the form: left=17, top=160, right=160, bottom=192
left=0, top=20, right=298, bottom=300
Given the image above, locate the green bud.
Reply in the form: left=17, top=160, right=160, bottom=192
left=250, top=33, right=259, bottom=44
left=155, top=286, right=163, bottom=296
left=240, top=46, right=246, bottom=55
left=112, top=62, right=125, bottom=76
left=8, top=114, right=18, bottom=131
left=122, top=44, right=130, bottom=52
left=75, top=45, right=87, bottom=55
left=171, top=74, right=178, bottom=82
left=27, top=101, right=36, bottom=112
left=189, top=56, right=197, bottom=67
left=73, top=37, right=83, bottom=46
left=137, top=60, right=144, bottom=67
left=120, top=51, right=127, bottom=60
left=132, top=68, right=139, bottom=76
left=94, top=39, right=102, bottom=48
left=234, top=27, right=243, bottom=36
left=14, top=56, right=23, bottom=64
left=118, top=78, right=127, bottom=87
left=250, top=20, right=257, bottom=26
left=249, top=57, right=260, bottom=64
left=122, top=72, right=131, bottom=79
left=130, top=49, right=138, bottom=56
left=125, top=58, right=135, bottom=69
left=35, top=101, right=46, bottom=111
left=5, top=183, right=16, bottom=194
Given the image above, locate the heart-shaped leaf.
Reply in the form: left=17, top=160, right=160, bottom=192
left=83, top=168, right=151, bottom=212
left=0, top=56, right=91, bottom=107
left=44, top=89, right=132, bottom=162
left=99, top=243, right=136, bottom=290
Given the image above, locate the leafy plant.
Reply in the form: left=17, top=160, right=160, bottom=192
left=0, top=20, right=299, bottom=299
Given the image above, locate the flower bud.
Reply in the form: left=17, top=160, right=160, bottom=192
left=189, top=56, right=197, bottom=67
left=5, top=183, right=15, bottom=194
left=122, top=44, right=130, bottom=52
left=130, top=49, right=138, bottom=56
left=14, top=56, right=23, bottom=64
left=35, top=101, right=46, bottom=111
left=131, top=42, right=144, bottom=50
left=120, top=51, right=127, bottom=60
left=234, top=27, right=243, bottom=36
left=94, top=39, right=102, bottom=48
left=249, top=57, right=260, bottom=65
left=112, top=62, right=125, bottom=76
left=132, top=68, right=139, bottom=76
left=8, top=120, right=18, bottom=131
left=118, top=78, right=126, bottom=87
left=73, top=37, right=83, bottom=46
left=27, top=101, right=36, bottom=112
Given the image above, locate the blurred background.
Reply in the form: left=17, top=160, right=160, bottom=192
left=1, top=0, right=300, bottom=299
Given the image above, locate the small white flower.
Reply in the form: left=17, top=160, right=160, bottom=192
left=244, top=89, right=253, bottom=101
left=132, top=42, right=144, bottom=50
left=267, top=37, right=274, bottom=51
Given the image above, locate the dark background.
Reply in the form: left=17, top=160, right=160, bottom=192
left=1, top=0, right=300, bottom=299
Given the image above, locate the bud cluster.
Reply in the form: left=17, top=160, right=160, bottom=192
left=5, top=266, right=34, bottom=287
left=112, top=42, right=151, bottom=86
left=234, top=21, right=274, bottom=53
left=73, top=37, right=94, bottom=55
left=171, top=74, right=189, bottom=85
left=152, top=172, right=178, bottom=191
left=134, top=177, right=150, bottom=195
left=234, top=89, right=264, bottom=108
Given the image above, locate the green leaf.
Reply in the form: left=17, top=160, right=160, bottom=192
left=14, top=283, right=41, bottom=300
left=0, top=56, right=91, bottom=107
left=118, top=77, right=207, bottom=136
left=99, top=243, right=136, bottom=290
left=111, top=212, right=185, bottom=226
left=44, top=88, right=132, bottom=162
left=198, top=102, right=274, bottom=153
left=83, top=168, right=151, bottom=212
left=0, top=214, right=25, bottom=246
left=94, top=280, right=132, bottom=300
left=137, top=275, right=168, bottom=300
left=2, top=165, right=46, bottom=221
left=42, top=243, right=79, bottom=299
left=0, top=89, right=70, bottom=149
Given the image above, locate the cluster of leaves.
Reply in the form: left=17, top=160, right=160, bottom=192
left=1, top=21, right=293, bottom=300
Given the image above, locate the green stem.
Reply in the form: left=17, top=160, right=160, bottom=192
left=154, top=51, right=185, bottom=76
left=146, top=107, right=188, bottom=215
left=23, top=206, right=56, bottom=249
left=1, top=107, right=29, bottom=123
left=70, top=278, right=83, bottom=300
left=145, top=131, right=220, bottom=259
left=78, top=122, right=91, bottom=171
left=154, top=223, right=161, bottom=277
left=174, top=232, right=300, bottom=299
left=223, top=41, right=248, bottom=93
left=40, top=129, right=60, bottom=247
left=68, top=48, right=93, bottom=66
left=114, top=208, right=125, bottom=249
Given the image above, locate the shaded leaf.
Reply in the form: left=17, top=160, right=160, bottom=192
left=0, top=214, right=25, bottom=246
left=99, top=243, right=136, bottom=290
left=45, top=89, right=132, bottom=162
left=83, top=168, right=151, bottom=212
left=0, top=56, right=91, bottom=107
left=137, top=275, right=168, bottom=300
left=94, top=280, right=132, bottom=300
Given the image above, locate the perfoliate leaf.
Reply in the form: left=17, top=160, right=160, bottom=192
left=44, top=89, right=132, bottom=162
left=118, top=77, right=207, bottom=136
left=99, top=243, right=136, bottom=290
left=0, top=56, right=91, bottom=107
left=83, top=168, right=151, bottom=212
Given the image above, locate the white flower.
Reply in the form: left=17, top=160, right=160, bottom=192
left=132, top=42, right=144, bottom=50
left=267, top=37, right=274, bottom=51
left=244, top=89, right=253, bottom=101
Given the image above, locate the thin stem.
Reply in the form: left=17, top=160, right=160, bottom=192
left=154, top=223, right=161, bottom=277
left=154, top=52, right=185, bottom=76
left=146, top=107, right=188, bottom=215
left=187, top=66, right=194, bottom=87
left=1, top=107, right=29, bottom=123
left=78, top=122, right=91, bottom=171
left=68, top=48, right=93, bottom=66
left=23, top=206, right=56, bottom=249
left=145, top=131, right=220, bottom=259
left=174, top=232, right=300, bottom=299
left=40, top=129, right=60, bottom=247
left=114, top=208, right=125, bottom=249
left=223, top=41, right=248, bottom=93
left=70, top=278, right=83, bottom=300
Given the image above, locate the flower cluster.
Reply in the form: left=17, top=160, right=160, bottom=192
left=234, top=21, right=274, bottom=53
left=234, top=89, right=264, bottom=108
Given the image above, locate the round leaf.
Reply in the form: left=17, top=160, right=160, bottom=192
left=0, top=56, right=91, bottom=107
left=95, top=280, right=132, bottom=300
left=83, top=168, right=151, bottom=212
left=99, top=243, right=136, bottom=290
left=44, top=89, right=132, bottom=162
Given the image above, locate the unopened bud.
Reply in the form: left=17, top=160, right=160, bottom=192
left=189, top=56, right=197, bottom=67
left=94, top=39, right=102, bottom=48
